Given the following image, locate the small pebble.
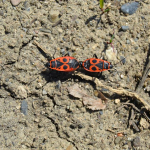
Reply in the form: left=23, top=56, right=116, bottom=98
left=5, top=78, right=9, bottom=82
left=89, top=4, right=94, bottom=10
left=134, top=38, right=138, bottom=42
left=101, top=88, right=109, bottom=92
left=42, top=89, right=47, bottom=95
left=141, top=16, right=145, bottom=20
left=62, top=37, right=66, bottom=41
left=121, top=26, right=129, bottom=31
left=144, top=85, right=150, bottom=92
left=57, top=28, right=63, bottom=33
left=140, top=118, right=149, bottom=129
left=49, top=10, right=60, bottom=23
left=39, top=28, right=51, bottom=33
left=105, top=47, right=117, bottom=62
left=66, top=106, right=70, bottom=110
left=137, top=34, right=141, bottom=38
left=0, top=10, right=4, bottom=16
left=120, top=56, right=126, bottom=64
left=85, top=84, right=89, bottom=89
left=120, top=74, right=124, bottom=79
left=60, top=49, right=65, bottom=55
left=72, top=15, right=78, bottom=21
left=68, top=52, right=72, bottom=56
left=99, top=110, right=103, bottom=115
left=114, top=136, right=122, bottom=145
left=34, top=118, right=40, bottom=123
left=78, top=124, right=84, bottom=129
left=11, top=0, right=22, bottom=6
left=99, top=124, right=103, bottom=130
left=126, top=40, right=130, bottom=44
left=114, top=99, right=120, bottom=104
left=21, top=100, right=28, bottom=115
left=16, top=86, right=27, bottom=99
left=23, top=1, right=30, bottom=11
left=55, top=80, right=61, bottom=89
left=133, top=137, right=140, bottom=147
left=121, top=2, right=139, bottom=15
left=94, top=90, right=99, bottom=97
left=134, top=46, right=138, bottom=50
left=122, top=145, right=128, bottom=149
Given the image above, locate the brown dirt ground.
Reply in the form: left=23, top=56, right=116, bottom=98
left=0, top=0, right=150, bottom=150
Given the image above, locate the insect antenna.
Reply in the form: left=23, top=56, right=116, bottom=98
left=109, top=57, right=125, bottom=75
left=52, top=50, right=56, bottom=59
left=113, top=57, right=125, bottom=67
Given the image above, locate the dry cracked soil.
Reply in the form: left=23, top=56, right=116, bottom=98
left=0, top=0, right=150, bottom=150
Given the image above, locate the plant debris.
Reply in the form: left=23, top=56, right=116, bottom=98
left=76, top=72, right=150, bottom=112
left=68, top=84, right=107, bottom=110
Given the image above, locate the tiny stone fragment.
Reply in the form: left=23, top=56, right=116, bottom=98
left=105, top=47, right=117, bottom=62
left=60, top=49, right=65, bottom=55
left=126, top=40, right=130, bottom=44
left=132, top=137, right=140, bottom=147
left=120, top=74, right=124, bottom=79
left=49, top=10, right=60, bottom=23
left=121, top=2, right=139, bottom=15
left=140, top=118, right=149, bottom=129
left=114, top=99, right=120, bottom=104
left=120, top=56, right=126, bottom=64
left=55, top=80, right=61, bottom=89
left=42, top=89, right=47, bottom=95
left=99, top=110, right=103, bottom=115
left=121, top=26, right=129, bottom=31
left=144, top=85, right=150, bottom=92
left=21, top=100, right=28, bottom=115
left=15, top=86, right=27, bottom=99
left=114, top=136, right=122, bottom=145
left=10, top=0, right=22, bottom=6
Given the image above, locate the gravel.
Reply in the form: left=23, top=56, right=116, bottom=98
left=121, top=2, right=139, bottom=15
left=21, top=100, right=28, bottom=115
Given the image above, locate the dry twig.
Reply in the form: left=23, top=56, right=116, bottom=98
left=129, top=109, right=139, bottom=132
left=143, top=112, right=150, bottom=123
left=106, top=128, right=116, bottom=134
left=117, top=102, right=150, bottom=124
left=116, top=100, right=130, bottom=112
left=76, top=72, right=150, bottom=111
left=106, top=128, right=127, bottom=136
left=123, top=102, right=140, bottom=112
left=136, top=56, right=150, bottom=92
left=33, top=40, right=52, bottom=58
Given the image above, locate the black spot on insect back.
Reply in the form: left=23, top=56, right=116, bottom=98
left=92, top=67, right=96, bottom=71
left=63, top=65, right=68, bottom=70
left=63, top=58, right=67, bottom=62
left=92, top=59, right=97, bottom=63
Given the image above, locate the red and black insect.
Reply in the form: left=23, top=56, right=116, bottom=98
left=48, top=53, right=113, bottom=73
left=49, top=56, right=79, bottom=72
left=81, top=55, right=113, bottom=72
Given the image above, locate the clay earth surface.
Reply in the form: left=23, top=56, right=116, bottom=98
left=0, top=0, right=150, bottom=149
